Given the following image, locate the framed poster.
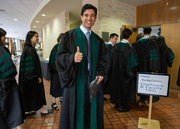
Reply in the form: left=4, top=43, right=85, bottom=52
left=137, top=73, right=170, bottom=97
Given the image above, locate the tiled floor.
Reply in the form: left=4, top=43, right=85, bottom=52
left=17, top=78, right=180, bottom=129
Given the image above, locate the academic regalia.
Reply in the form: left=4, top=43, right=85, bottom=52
left=0, top=44, right=24, bottom=129
left=49, top=43, right=63, bottom=97
left=103, top=42, right=113, bottom=95
left=110, top=41, right=138, bottom=106
left=156, top=36, right=175, bottom=73
left=133, top=37, right=160, bottom=103
left=177, top=66, right=180, bottom=87
left=56, top=27, right=109, bottom=129
left=19, top=44, right=46, bottom=112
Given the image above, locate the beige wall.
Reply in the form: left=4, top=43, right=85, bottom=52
left=42, top=11, right=69, bottom=59
left=98, top=0, right=135, bottom=42
left=70, top=20, right=81, bottom=30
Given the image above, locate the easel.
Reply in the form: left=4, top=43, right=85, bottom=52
left=138, top=95, right=160, bottom=129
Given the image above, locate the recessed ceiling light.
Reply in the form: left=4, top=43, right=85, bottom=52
left=14, top=19, right=18, bottom=21
left=42, top=14, right=46, bottom=16
left=33, top=26, right=36, bottom=28
left=36, top=21, right=39, bottom=23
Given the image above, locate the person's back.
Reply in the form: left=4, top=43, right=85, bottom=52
left=133, top=27, right=160, bottom=106
left=133, top=37, right=160, bottom=72
left=156, top=36, right=175, bottom=73
left=111, top=28, right=138, bottom=112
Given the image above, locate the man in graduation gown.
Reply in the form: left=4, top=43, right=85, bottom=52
left=56, top=4, right=109, bottom=129
left=103, top=33, right=118, bottom=97
left=133, top=27, right=160, bottom=106
left=110, top=28, right=138, bottom=112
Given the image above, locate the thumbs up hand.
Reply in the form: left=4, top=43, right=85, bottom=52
left=74, top=46, right=83, bottom=63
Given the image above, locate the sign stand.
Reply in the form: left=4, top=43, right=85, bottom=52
left=138, top=95, right=160, bottom=129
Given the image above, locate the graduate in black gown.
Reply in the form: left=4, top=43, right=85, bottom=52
left=110, top=28, right=138, bottom=112
left=156, top=36, right=175, bottom=73
left=19, top=31, right=53, bottom=116
left=133, top=27, right=160, bottom=107
left=56, top=4, right=109, bottom=129
left=49, top=33, right=64, bottom=110
left=103, top=33, right=118, bottom=97
left=0, top=28, right=24, bottom=129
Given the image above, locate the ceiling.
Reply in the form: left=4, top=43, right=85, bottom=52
left=0, top=0, right=161, bottom=40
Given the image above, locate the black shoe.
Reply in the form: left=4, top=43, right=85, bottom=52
left=51, top=103, right=59, bottom=111
left=114, top=104, right=119, bottom=110
left=119, top=107, right=131, bottom=112
left=41, top=109, right=53, bottom=116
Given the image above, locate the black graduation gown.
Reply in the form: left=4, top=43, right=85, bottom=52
left=19, top=44, right=46, bottom=112
left=56, top=28, right=109, bottom=129
left=0, top=45, right=24, bottom=129
left=133, top=38, right=160, bottom=103
left=110, top=42, right=138, bottom=106
left=49, top=43, right=63, bottom=97
left=158, top=47, right=175, bottom=73
left=177, top=66, right=180, bottom=87
left=103, top=44, right=113, bottom=95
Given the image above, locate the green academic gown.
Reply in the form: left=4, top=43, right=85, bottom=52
left=56, top=27, right=109, bottom=129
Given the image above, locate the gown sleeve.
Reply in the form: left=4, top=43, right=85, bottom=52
left=20, top=47, right=41, bottom=82
left=96, top=38, right=110, bottom=83
left=126, top=47, right=138, bottom=78
left=167, top=48, right=175, bottom=67
left=56, top=31, right=77, bottom=88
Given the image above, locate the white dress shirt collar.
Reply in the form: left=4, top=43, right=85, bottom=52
left=142, top=35, right=150, bottom=39
left=121, top=39, right=129, bottom=43
left=80, top=25, right=92, bottom=35
left=107, top=41, right=114, bottom=46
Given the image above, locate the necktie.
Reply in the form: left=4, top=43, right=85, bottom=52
left=86, top=31, right=92, bottom=75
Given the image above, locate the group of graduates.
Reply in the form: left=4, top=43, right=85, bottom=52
left=0, top=3, right=178, bottom=129
left=0, top=29, right=65, bottom=129
left=103, top=27, right=175, bottom=112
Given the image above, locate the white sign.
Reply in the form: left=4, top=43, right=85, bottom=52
left=137, top=73, right=170, bottom=96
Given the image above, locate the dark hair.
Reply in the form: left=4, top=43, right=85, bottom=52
left=81, top=4, right=97, bottom=16
left=24, top=31, right=38, bottom=46
left=110, top=33, right=119, bottom=39
left=120, top=28, right=132, bottom=40
left=0, top=28, right=7, bottom=45
left=136, top=33, right=143, bottom=41
left=156, top=36, right=168, bottom=51
left=57, top=33, right=64, bottom=42
left=143, top=27, right=152, bottom=34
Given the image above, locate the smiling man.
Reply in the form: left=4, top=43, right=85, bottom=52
left=56, top=4, right=109, bottom=129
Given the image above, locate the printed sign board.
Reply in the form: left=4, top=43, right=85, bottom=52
left=137, top=73, right=170, bottom=96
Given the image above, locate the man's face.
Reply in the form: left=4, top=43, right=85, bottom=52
left=81, top=9, right=96, bottom=31
left=110, top=36, right=118, bottom=45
